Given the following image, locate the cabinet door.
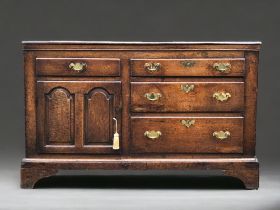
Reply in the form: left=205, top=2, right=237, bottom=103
left=36, top=81, right=121, bottom=154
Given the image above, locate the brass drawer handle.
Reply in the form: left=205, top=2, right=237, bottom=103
left=213, top=131, right=231, bottom=140
left=69, top=62, right=87, bottom=72
left=213, top=91, right=231, bottom=102
left=213, top=62, right=231, bottom=73
left=144, top=92, right=161, bottom=101
left=181, top=119, right=195, bottom=128
left=181, top=84, right=195, bottom=93
left=144, top=62, right=161, bottom=72
left=144, top=130, right=162, bottom=139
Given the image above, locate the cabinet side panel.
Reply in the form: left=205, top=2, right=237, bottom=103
left=244, top=51, right=259, bottom=155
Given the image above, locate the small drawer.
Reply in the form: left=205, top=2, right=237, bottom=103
left=131, top=81, right=244, bottom=112
left=130, top=116, right=244, bottom=154
left=131, top=58, right=244, bottom=77
left=36, top=58, right=120, bottom=76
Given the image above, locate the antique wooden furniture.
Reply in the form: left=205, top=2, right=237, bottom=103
left=21, top=41, right=260, bottom=189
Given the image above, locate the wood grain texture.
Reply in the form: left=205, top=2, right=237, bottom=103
left=45, top=87, right=74, bottom=145
left=130, top=116, right=244, bottom=153
left=243, top=52, right=259, bottom=155
left=84, top=88, right=113, bottom=144
left=131, top=81, right=244, bottom=112
left=21, top=167, right=58, bottom=189
left=36, top=81, right=121, bottom=154
left=131, top=58, right=244, bottom=77
left=27, top=51, right=246, bottom=61
left=22, top=42, right=260, bottom=189
left=21, top=158, right=259, bottom=189
left=22, top=41, right=261, bottom=51
left=36, top=58, right=120, bottom=76
left=120, top=59, right=130, bottom=155
left=224, top=162, right=259, bottom=190
left=24, top=52, right=37, bottom=156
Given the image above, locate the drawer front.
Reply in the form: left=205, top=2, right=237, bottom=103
left=130, top=116, right=244, bottom=154
left=131, top=58, right=244, bottom=77
left=131, top=82, right=244, bottom=112
left=36, top=58, right=120, bottom=76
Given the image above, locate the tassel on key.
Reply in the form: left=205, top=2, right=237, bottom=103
left=112, top=118, right=120, bottom=150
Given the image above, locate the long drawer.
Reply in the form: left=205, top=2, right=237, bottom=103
left=131, top=58, right=245, bottom=77
left=130, top=115, right=244, bottom=154
left=131, top=81, right=244, bottom=112
left=36, top=58, right=120, bottom=76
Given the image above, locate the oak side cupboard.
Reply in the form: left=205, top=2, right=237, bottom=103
left=21, top=41, right=260, bottom=189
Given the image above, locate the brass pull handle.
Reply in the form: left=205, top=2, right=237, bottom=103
left=144, top=62, right=161, bottom=72
left=213, top=91, right=231, bottom=102
left=144, top=130, right=162, bottom=140
left=181, top=84, right=195, bottom=93
left=69, top=62, right=87, bottom=72
left=144, top=92, right=161, bottom=101
left=112, top=118, right=119, bottom=150
left=213, top=62, right=231, bottom=73
left=213, top=131, right=231, bottom=140
left=181, top=119, right=195, bottom=128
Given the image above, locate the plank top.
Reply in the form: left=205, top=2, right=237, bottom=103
left=22, top=41, right=261, bottom=51
left=22, top=41, right=262, bottom=44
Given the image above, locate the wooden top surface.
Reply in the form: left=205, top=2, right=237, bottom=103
left=22, top=41, right=261, bottom=51
left=22, top=41, right=262, bottom=44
